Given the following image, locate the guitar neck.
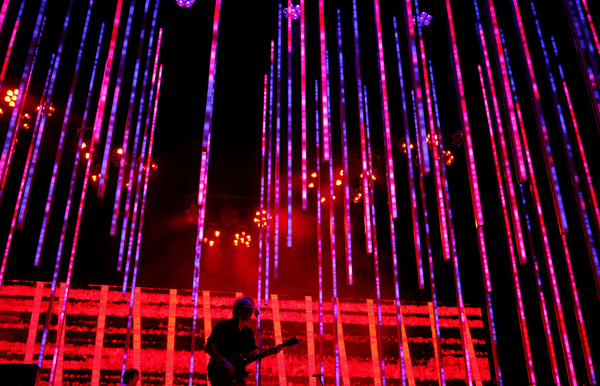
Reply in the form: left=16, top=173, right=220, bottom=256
left=246, top=344, right=283, bottom=365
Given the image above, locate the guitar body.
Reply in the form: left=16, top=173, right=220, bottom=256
left=207, top=337, right=298, bottom=385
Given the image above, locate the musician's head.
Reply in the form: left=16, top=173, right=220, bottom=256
left=122, top=368, right=139, bottom=385
left=233, top=297, right=255, bottom=321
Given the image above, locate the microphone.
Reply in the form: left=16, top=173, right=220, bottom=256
left=254, top=309, right=260, bottom=317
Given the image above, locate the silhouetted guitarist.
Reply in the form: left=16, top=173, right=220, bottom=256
left=205, top=297, right=298, bottom=385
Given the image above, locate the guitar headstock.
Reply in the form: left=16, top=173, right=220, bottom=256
left=282, top=337, right=299, bottom=347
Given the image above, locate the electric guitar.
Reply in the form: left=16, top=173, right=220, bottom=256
left=208, top=336, right=299, bottom=385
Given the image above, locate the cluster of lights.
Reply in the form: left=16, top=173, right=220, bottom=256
left=234, top=232, right=251, bottom=247
left=418, top=12, right=433, bottom=26
left=36, top=103, right=55, bottom=116
left=426, top=133, right=440, bottom=147
left=175, top=0, right=195, bottom=8
left=253, top=210, right=271, bottom=227
left=21, top=113, right=31, bottom=129
left=400, top=141, right=415, bottom=154
left=283, top=4, right=301, bottom=20
left=443, top=150, right=455, bottom=165
left=203, top=230, right=221, bottom=247
left=4, top=89, right=18, bottom=107
left=352, top=191, right=363, bottom=203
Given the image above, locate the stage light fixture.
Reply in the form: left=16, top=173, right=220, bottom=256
left=311, top=172, right=317, bottom=178
left=175, top=0, right=195, bottom=8
left=283, top=4, right=300, bottom=20
left=308, top=182, right=314, bottom=188
left=214, top=230, right=220, bottom=237
left=116, top=148, right=123, bottom=155
left=320, top=197, right=326, bottom=203
left=418, top=12, right=433, bottom=26
left=209, top=240, right=214, bottom=247
left=335, top=179, right=342, bottom=186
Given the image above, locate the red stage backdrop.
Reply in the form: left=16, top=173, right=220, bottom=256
left=0, top=280, right=491, bottom=385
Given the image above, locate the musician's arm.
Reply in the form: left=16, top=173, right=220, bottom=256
left=205, top=341, right=235, bottom=376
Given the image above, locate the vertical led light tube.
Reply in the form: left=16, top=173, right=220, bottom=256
left=287, top=0, right=292, bottom=249
left=501, top=33, right=578, bottom=384
left=190, top=0, right=222, bottom=381
left=392, top=17, right=421, bottom=384
left=98, top=1, right=137, bottom=197
left=274, top=4, right=282, bottom=281
left=336, top=9, right=353, bottom=285
left=0, top=54, right=54, bottom=286
left=36, top=0, right=95, bottom=265
left=412, top=93, right=428, bottom=290
left=325, top=51, right=340, bottom=386
left=111, top=0, right=155, bottom=236
left=314, top=80, right=325, bottom=379
left=579, top=0, right=600, bottom=55
left=0, top=0, right=48, bottom=187
left=300, top=0, right=307, bottom=212
left=122, top=28, right=162, bottom=293
left=255, top=72, right=269, bottom=386
left=519, top=185, right=560, bottom=384
left=363, top=86, right=386, bottom=386
left=478, top=65, right=535, bottom=384
left=351, top=0, right=372, bottom=254
left=16, top=53, right=57, bottom=229
left=475, top=10, right=527, bottom=264
left=444, top=0, right=483, bottom=229
left=0, top=0, right=9, bottom=32
left=551, top=36, right=600, bottom=291
left=402, top=0, right=429, bottom=174
left=0, top=2, right=24, bottom=85
left=318, top=0, right=330, bottom=161
left=91, top=0, right=124, bottom=146
left=118, top=2, right=161, bottom=269
left=372, top=0, right=397, bottom=218
left=508, top=0, right=569, bottom=234
left=394, top=18, right=423, bottom=290
left=479, top=1, right=527, bottom=183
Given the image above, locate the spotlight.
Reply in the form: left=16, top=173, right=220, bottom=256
left=116, top=148, right=123, bottom=155
left=215, top=230, right=220, bottom=237
left=418, top=12, right=433, bottom=26
left=335, top=180, right=342, bottom=186
left=320, top=197, right=326, bottom=203
left=308, top=182, right=314, bottom=188
left=311, top=172, right=317, bottom=178
left=175, top=0, right=195, bottom=7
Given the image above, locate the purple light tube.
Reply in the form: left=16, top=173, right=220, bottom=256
left=111, top=0, right=156, bottom=236
left=262, top=41, right=275, bottom=305
left=508, top=0, right=569, bottom=234
left=561, top=233, right=597, bottom=384
left=123, top=28, right=163, bottom=294
left=424, top=57, right=451, bottom=262
left=190, top=0, right=222, bottom=373
left=274, top=4, right=282, bottom=282
left=479, top=0, right=527, bottom=183
left=36, top=0, right=95, bottom=265
left=43, top=22, right=105, bottom=380
left=412, top=92, right=427, bottom=290
left=388, top=221, right=409, bottom=385
left=364, top=86, right=386, bottom=386
left=318, top=0, right=330, bottom=161
left=0, top=0, right=48, bottom=187
left=551, top=36, right=600, bottom=291
left=351, top=0, right=372, bottom=255
left=402, top=0, right=429, bottom=174
left=477, top=25, right=527, bottom=265
left=91, top=0, right=124, bottom=145
left=0, top=0, right=9, bottom=32
left=393, top=18, right=423, bottom=290
left=16, top=53, right=58, bottom=229
left=336, top=10, right=353, bottom=285
left=98, top=1, right=137, bottom=198
left=372, top=0, right=397, bottom=219
left=314, top=86, right=325, bottom=381
left=530, top=20, right=596, bottom=379
left=485, top=291, right=502, bottom=384
left=0, top=2, right=24, bottom=85
left=479, top=65, right=536, bottom=383
left=118, top=7, right=161, bottom=269
left=300, top=0, right=307, bottom=212
left=130, top=64, right=162, bottom=314
left=502, top=38, right=579, bottom=384
left=444, top=0, right=483, bottom=228
left=287, top=0, right=292, bottom=249
left=257, top=71, right=269, bottom=325
left=579, top=0, right=600, bottom=56
left=519, top=184, right=560, bottom=384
